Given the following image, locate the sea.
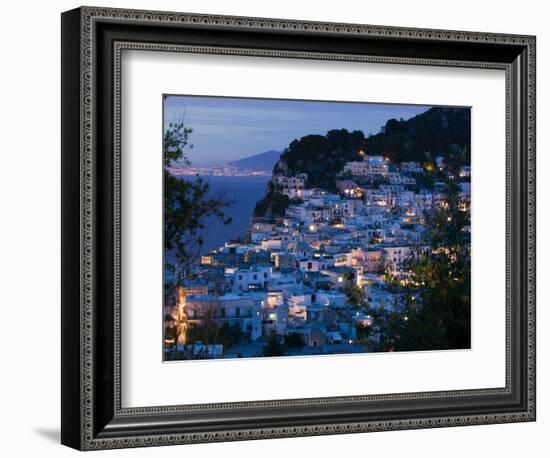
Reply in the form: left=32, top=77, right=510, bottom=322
left=181, top=175, right=271, bottom=256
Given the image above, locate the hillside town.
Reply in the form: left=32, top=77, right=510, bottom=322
left=164, top=153, right=471, bottom=359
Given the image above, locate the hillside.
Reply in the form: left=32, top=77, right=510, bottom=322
left=254, top=107, right=471, bottom=218
left=272, top=129, right=367, bottom=190
left=227, top=150, right=281, bottom=171
left=364, top=106, right=471, bottom=163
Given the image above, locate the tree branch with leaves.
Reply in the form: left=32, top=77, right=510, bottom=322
left=376, top=180, right=471, bottom=351
left=163, top=120, right=234, bottom=302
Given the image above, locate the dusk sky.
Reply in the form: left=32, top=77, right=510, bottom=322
left=163, top=95, right=432, bottom=166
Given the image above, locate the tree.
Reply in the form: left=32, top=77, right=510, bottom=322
left=379, top=180, right=471, bottom=351
left=261, top=333, right=286, bottom=357
left=217, top=323, right=244, bottom=351
left=184, top=298, right=222, bottom=354
left=163, top=121, right=233, bottom=297
left=272, top=129, right=366, bottom=188
left=341, top=271, right=365, bottom=307
left=253, top=182, right=290, bottom=218
left=285, top=332, right=305, bottom=348
left=364, top=107, right=471, bottom=164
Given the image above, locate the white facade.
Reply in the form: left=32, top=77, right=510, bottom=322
left=388, top=172, right=416, bottom=185
left=274, top=173, right=308, bottom=195
left=343, top=156, right=389, bottom=177
left=231, top=266, right=272, bottom=291
left=401, top=161, right=424, bottom=173
left=185, top=294, right=262, bottom=340
left=260, top=238, right=283, bottom=250
left=459, top=165, right=471, bottom=177
left=364, top=189, right=389, bottom=206
left=382, top=245, right=413, bottom=270
left=316, top=290, right=347, bottom=307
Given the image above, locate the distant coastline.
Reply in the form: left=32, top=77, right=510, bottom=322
left=178, top=175, right=270, bottom=255
left=168, top=164, right=272, bottom=177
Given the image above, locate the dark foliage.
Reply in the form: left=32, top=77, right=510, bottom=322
left=261, top=333, right=286, bottom=356
left=273, top=129, right=366, bottom=189
left=254, top=107, right=469, bottom=217
left=253, top=181, right=291, bottom=218
left=364, top=107, right=471, bottom=164
left=377, top=181, right=471, bottom=351
left=285, top=332, right=305, bottom=347
left=163, top=121, right=233, bottom=293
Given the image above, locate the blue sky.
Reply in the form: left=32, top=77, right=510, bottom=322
left=164, top=95, right=432, bottom=166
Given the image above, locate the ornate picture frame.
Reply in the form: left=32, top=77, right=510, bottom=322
left=61, top=6, right=536, bottom=450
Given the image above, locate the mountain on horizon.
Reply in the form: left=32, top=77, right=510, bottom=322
left=227, top=150, right=281, bottom=171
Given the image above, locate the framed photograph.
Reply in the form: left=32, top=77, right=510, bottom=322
left=61, top=6, right=536, bottom=450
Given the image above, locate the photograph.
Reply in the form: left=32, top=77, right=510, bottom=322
left=162, top=95, right=472, bottom=361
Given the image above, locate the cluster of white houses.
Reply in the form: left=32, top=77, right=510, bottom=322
left=170, top=155, right=470, bottom=358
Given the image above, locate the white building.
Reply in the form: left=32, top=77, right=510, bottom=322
left=260, top=238, right=283, bottom=251
left=415, top=191, right=434, bottom=207
left=364, top=189, right=389, bottom=206
left=388, top=172, right=416, bottom=186
left=330, top=200, right=355, bottom=217
left=382, top=245, right=413, bottom=270
left=274, top=173, right=308, bottom=195
left=288, top=293, right=314, bottom=320
left=218, top=242, right=255, bottom=255
left=266, top=291, right=284, bottom=308
left=263, top=305, right=288, bottom=336
left=393, top=191, right=416, bottom=207
left=459, top=165, right=471, bottom=177
left=229, top=266, right=272, bottom=291
left=315, top=290, right=347, bottom=308
left=285, top=204, right=306, bottom=220
left=298, top=257, right=333, bottom=272
left=401, top=161, right=424, bottom=174
left=185, top=294, right=262, bottom=340
left=343, top=156, right=389, bottom=177
left=349, top=248, right=384, bottom=273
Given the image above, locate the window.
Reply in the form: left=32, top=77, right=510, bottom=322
left=236, top=307, right=240, bottom=317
